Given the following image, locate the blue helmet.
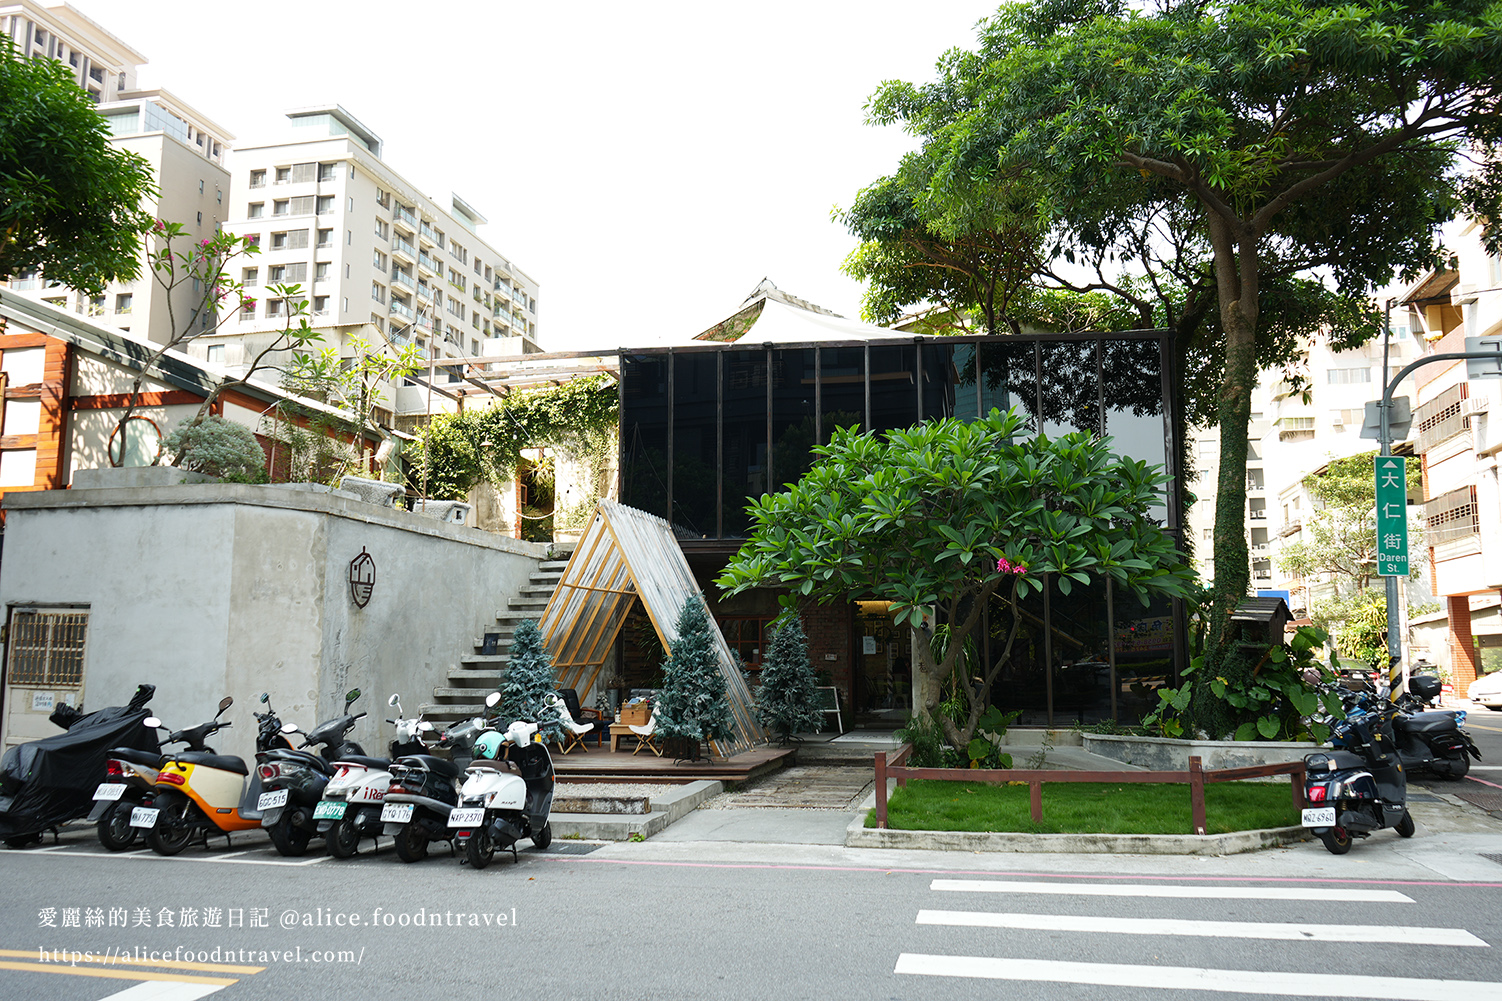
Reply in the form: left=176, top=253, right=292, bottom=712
left=474, top=730, right=504, bottom=760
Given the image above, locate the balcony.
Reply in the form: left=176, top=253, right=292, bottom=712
left=419, top=223, right=437, bottom=247
left=394, top=206, right=417, bottom=231
left=391, top=237, right=416, bottom=264
left=391, top=270, right=416, bottom=292
left=390, top=299, right=415, bottom=322
left=416, top=283, right=433, bottom=302
left=417, top=252, right=440, bottom=277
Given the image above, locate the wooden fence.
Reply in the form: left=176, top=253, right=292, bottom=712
left=873, top=744, right=1307, bottom=836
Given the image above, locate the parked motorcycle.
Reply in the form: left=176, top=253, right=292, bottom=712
left=450, top=695, right=554, bottom=869
left=0, top=684, right=158, bottom=848
left=313, top=694, right=432, bottom=858
left=1339, top=677, right=1479, bottom=780
left=380, top=715, right=484, bottom=863
left=1303, top=699, right=1414, bottom=854
left=134, top=697, right=273, bottom=855
left=256, top=689, right=367, bottom=857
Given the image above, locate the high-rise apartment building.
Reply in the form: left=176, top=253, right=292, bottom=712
left=2, top=1, right=139, bottom=104
left=204, top=106, right=541, bottom=393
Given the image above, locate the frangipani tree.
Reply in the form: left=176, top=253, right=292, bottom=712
left=717, top=408, right=1194, bottom=750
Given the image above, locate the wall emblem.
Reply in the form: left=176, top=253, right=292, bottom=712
left=348, top=548, right=375, bottom=608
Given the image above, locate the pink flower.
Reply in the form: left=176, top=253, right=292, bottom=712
left=996, top=556, right=1026, bottom=576
left=200, top=239, right=211, bottom=247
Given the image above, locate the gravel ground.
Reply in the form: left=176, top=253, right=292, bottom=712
left=553, top=781, right=680, bottom=799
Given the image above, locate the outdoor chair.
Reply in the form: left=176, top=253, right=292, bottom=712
left=555, top=687, right=608, bottom=749
left=629, top=706, right=662, bottom=757
left=544, top=693, right=596, bottom=755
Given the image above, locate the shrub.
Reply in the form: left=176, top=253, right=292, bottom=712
left=164, top=416, right=266, bottom=482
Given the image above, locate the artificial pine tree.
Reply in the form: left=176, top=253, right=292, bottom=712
left=495, top=618, right=564, bottom=745
left=756, top=614, right=822, bottom=744
left=655, top=594, right=733, bottom=755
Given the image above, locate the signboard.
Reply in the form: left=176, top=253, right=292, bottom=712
left=1375, top=455, right=1408, bottom=577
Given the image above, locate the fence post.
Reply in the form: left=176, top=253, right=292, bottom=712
left=1030, top=780, right=1043, bottom=824
left=1189, top=755, right=1207, bottom=835
left=875, top=751, right=888, bottom=829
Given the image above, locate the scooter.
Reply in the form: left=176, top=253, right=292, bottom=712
left=88, top=692, right=291, bottom=852
left=1303, top=699, right=1414, bottom=854
left=380, top=716, right=483, bottom=863
left=1338, top=678, right=1479, bottom=780
left=256, top=689, right=368, bottom=856
left=314, top=694, right=433, bottom=858
left=135, top=697, right=271, bottom=855
left=450, top=694, right=554, bottom=869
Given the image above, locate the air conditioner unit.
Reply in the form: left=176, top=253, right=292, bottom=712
left=1250, top=510, right=1267, bottom=519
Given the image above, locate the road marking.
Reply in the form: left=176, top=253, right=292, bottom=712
left=93, top=983, right=229, bottom=1001
left=0, top=962, right=235, bottom=986
left=0, top=949, right=264, bottom=973
left=894, top=954, right=1502, bottom=999
left=930, top=879, right=1413, bottom=903
left=0, top=847, right=327, bottom=866
left=915, top=910, right=1488, bottom=946
left=1466, top=775, right=1502, bottom=790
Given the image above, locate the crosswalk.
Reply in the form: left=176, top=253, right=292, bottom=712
left=896, top=877, right=1502, bottom=1000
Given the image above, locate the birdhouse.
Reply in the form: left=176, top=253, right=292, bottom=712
left=1230, top=596, right=1294, bottom=647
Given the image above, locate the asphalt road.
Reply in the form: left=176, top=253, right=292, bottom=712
left=2, top=823, right=1501, bottom=1001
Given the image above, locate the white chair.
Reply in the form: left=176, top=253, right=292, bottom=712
left=629, top=706, right=662, bottom=757
left=544, top=693, right=595, bottom=755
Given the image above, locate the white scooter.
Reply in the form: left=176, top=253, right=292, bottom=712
left=450, top=693, right=555, bottom=869
left=314, top=694, right=433, bottom=858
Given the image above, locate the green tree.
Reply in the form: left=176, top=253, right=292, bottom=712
left=717, top=408, right=1194, bottom=751
left=755, top=614, right=822, bottom=744
left=0, top=37, right=154, bottom=292
left=163, top=415, right=266, bottom=482
left=1278, top=451, right=1424, bottom=662
left=861, top=0, right=1501, bottom=735
left=495, top=619, right=564, bottom=746
left=655, top=595, right=734, bottom=750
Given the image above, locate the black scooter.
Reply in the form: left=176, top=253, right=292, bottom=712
left=1303, top=701, right=1414, bottom=854
left=380, top=716, right=481, bottom=863
left=256, top=689, right=366, bottom=857
left=1389, top=675, right=1481, bottom=779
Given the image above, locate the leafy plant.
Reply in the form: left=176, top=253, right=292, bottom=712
left=163, top=415, right=267, bottom=482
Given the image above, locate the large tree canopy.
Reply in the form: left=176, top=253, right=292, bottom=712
left=856, top=1, right=1499, bottom=726
left=0, top=38, right=155, bottom=292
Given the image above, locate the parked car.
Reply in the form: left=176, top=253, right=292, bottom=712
left=1468, top=670, right=1502, bottom=711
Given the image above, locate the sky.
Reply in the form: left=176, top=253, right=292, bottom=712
left=67, top=0, right=998, bottom=352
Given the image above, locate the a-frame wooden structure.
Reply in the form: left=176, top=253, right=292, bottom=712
left=538, top=500, right=766, bottom=756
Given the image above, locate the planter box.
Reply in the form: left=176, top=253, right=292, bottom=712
left=1083, top=733, right=1315, bottom=773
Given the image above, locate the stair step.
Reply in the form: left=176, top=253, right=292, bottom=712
left=494, top=611, right=538, bottom=622
left=471, top=637, right=514, bottom=650
left=420, top=703, right=485, bottom=717
left=432, top=687, right=498, bottom=700
left=459, top=654, right=509, bottom=666
left=518, top=585, right=556, bottom=596
left=449, top=669, right=503, bottom=683
left=539, top=561, right=571, bottom=571
left=507, top=599, right=548, bottom=611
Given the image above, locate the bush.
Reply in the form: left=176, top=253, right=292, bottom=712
left=164, top=416, right=266, bottom=482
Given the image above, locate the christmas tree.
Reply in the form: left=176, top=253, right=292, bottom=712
left=655, top=594, right=733, bottom=751
left=756, top=614, right=822, bottom=743
left=495, top=619, right=564, bottom=745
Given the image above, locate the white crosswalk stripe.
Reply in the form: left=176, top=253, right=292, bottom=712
left=899, top=878, right=1497, bottom=999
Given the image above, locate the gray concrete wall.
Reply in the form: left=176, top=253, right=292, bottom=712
left=1, top=479, right=546, bottom=761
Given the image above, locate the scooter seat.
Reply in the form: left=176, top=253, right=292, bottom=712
left=108, top=747, right=162, bottom=768
left=1307, top=749, right=1370, bottom=771
left=405, top=754, right=460, bottom=778
left=171, top=751, right=248, bottom=775
left=1394, top=711, right=1459, bottom=735
left=338, top=755, right=389, bottom=769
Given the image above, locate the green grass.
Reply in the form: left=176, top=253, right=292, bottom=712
left=866, top=779, right=1301, bottom=835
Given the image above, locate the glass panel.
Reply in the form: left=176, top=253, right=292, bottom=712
left=1040, top=340, right=1101, bottom=437
left=868, top=345, right=917, bottom=434
left=855, top=603, right=911, bottom=715
left=986, top=588, right=1049, bottom=726
left=978, top=340, right=1038, bottom=434
left=950, top=342, right=981, bottom=422
left=620, top=353, right=668, bottom=518
left=770, top=348, right=816, bottom=490
left=1049, top=577, right=1114, bottom=724
left=819, top=346, right=866, bottom=442
left=671, top=353, right=717, bottom=538
left=1101, top=337, right=1169, bottom=524
left=921, top=343, right=956, bottom=421
left=1114, top=592, right=1177, bottom=722
left=721, top=349, right=767, bottom=538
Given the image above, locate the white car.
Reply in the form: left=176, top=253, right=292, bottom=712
left=1469, top=670, right=1502, bottom=711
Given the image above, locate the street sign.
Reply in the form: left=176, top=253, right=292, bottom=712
left=1374, top=455, right=1408, bottom=577
left=1360, top=397, right=1411, bottom=440
left=1465, top=336, right=1502, bottom=380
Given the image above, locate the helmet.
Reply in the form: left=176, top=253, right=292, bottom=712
left=473, top=730, right=504, bottom=760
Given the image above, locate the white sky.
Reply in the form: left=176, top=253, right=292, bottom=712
left=67, top=0, right=995, bottom=352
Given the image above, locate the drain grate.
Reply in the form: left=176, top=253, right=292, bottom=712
left=1457, top=789, right=1502, bottom=813
left=1406, top=794, right=1443, bottom=803
left=534, top=841, right=605, bottom=855
left=1481, top=854, right=1502, bottom=868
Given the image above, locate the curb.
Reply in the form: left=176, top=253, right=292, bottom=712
left=550, top=780, right=722, bottom=841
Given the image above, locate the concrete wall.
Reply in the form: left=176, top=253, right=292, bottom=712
left=0, top=478, right=546, bottom=761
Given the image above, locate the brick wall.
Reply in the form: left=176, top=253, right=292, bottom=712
left=1448, top=594, right=1480, bottom=696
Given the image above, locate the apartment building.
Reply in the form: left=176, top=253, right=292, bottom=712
left=1401, top=218, right=1502, bottom=695
left=203, top=107, right=541, bottom=408
left=2, top=2, right=233, bottom=346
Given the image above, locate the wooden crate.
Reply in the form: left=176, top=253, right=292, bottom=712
left=618, top=703, right=651, bottom=726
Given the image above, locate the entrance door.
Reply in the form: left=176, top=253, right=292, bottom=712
left=3, top=607, right=89, bottom=750
left=855, top=602, right=910, bottom=721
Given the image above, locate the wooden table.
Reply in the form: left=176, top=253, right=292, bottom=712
left=608, top=723, right=637, bottom=753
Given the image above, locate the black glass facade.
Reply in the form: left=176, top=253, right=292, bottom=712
left=618, top=331, right=1180, bottom=723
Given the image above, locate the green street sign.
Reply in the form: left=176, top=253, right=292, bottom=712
left=1375, top=455, right=1408, bottom=577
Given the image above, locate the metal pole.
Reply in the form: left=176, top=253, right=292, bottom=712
left=421, top=308, right=434, bottom=503
left=1381, top=299, right=1401, bottom=687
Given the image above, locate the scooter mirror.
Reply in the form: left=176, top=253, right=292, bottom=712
left=345, top=689, right=361, bottom=706
left=259, top=693, right=270, bottom=704
left=143, top=717, right=162, bottom=729
left=216, top=696, right=234, bottom=717
left=485, top=692, right=501, bottom=708
left=281, top=722, right=300, bottom=734
left=387, top=693, right=401, bottom=708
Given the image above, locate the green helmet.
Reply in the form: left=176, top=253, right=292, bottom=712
left=474, top=730, right=504, bottom=760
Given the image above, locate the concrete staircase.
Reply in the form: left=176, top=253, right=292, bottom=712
left=419, top=558, right=570, bottom=723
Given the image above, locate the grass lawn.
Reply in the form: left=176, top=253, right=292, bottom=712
left=866, top=779, right=1301, bottom=835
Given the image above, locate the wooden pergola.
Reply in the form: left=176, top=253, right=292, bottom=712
left=538, top=500, right=766, bottom=756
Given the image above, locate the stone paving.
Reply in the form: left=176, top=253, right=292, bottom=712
left=701, top=764, right=875, bottom=810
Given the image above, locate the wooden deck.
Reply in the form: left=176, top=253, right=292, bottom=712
left=552, top=742, right=795, bottom=783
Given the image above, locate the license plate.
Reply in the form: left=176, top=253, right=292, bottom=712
left=257, top=789, right=288, bottom=811
left=92, top=783, right=127, bottom=801
left=380, top=803, right=413, bottom=823
left=1302, top=807, right=1336, bottom=827
left=129, top=807, right=159, bottom=829
left=313, top=800, right=347, bottom=821
left=448, top=807, right=484, bottom=827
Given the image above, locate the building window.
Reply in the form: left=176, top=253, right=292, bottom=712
left=275, top=166, right=291, bottom=184
left=5, top=610, right=89, bottom=688
left=196, top=211, right=203, bottom=225
left=291, top=162, right=316, bottom=183
left=273, top=199, right=290, bottom=216
left=250, top=170, right=266, bottom=188
left=207, top=344, right=225, bottom=363
left=289, top=195, right=314, bottom=215
left=115, top=293, right=133, bottom=313
left=313, top=296, right=329, bottom=315
left=719, top=616, right=775, bottom=669
left=374, top=219, right=389, bottom=240
left=240, top=300, right=255, bottom=317
left=317, top=228, right=333, bottom=248
left=318, top=162, right=338, bottom=182
left=1327, top=367, right=1372, bottom=385
left=315, top=262, right=330, bottom=281
left=348, top=196, right=355, bottom=212
left=242, top=267, right=258, bottom=286
left=198, top=179, right=205, bottom=194
left=370, top=314, right=385, bottom=333
left=371, top=282, right=385, bottom=303
left=373, top=251, right=387, bottom=270
left=267, top=299, right=285, bottom=317
left=316, top=195, right=335, bottom=215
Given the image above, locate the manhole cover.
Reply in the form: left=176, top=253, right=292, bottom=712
left=1457, top=789, right=1502, bottom=813
left=534, top=842, right=604, bottom=855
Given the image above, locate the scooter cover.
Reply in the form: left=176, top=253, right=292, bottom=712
left=0, top=690, right=159, bottom=837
